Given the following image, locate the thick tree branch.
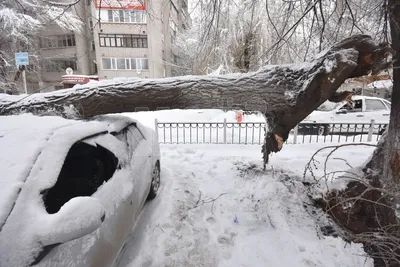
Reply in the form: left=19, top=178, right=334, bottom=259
left=0, top=35, right=392, bottom=165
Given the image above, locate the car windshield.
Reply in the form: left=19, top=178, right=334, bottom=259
left=316, top=101, right=341, bottom=111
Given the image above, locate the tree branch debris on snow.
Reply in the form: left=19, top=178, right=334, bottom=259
left=302, top=141, right=400, bottom=266
left=181, top=190, right=227, bottom=221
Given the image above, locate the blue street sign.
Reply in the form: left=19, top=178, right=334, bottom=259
left=15, top=52, right=29, bottom=66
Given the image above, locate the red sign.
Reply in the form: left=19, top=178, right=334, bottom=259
left=95, top=0, right=146, bottom=10
left=62, top=76, right=91, bottom=84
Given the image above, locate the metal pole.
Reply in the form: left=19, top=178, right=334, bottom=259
left=22, top=68, right=27, bottom=94
left=223, top=118, right=227, bottom=144
left=293, top=125, right=298, bottom=144
left=367, top=119, right=375, bottom=142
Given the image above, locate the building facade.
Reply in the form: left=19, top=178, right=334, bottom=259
left=27, top=0, right=190, bottom=93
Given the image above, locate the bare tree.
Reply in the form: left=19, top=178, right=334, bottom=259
left=0, top=0, right=82, bottom=93
left=176, top=0, right=385, bottom=76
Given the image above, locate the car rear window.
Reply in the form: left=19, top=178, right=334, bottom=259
left=365, top=99, right=387, bottom=111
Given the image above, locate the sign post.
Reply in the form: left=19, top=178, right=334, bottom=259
left=15, top=52, right=29, bottom=94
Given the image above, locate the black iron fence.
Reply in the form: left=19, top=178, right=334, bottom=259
left=156, top=121, right=266, bottom=145
left=155, top=119, right=388, bottom=145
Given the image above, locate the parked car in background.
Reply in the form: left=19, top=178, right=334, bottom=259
left=300, top=96, right=391, bottom=135
left=0, top=114, right=161, bottom=267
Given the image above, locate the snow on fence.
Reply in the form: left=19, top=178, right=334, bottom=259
left=155, top=119, right=388, bottom=145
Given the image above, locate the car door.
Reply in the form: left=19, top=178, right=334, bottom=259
left=83, top=132, right=138, bottom=267
left=364, top=98, right=390, bottom=124
left=127, top=125, right=152, bottom=214
left=335, top=99, right=365, bottom=123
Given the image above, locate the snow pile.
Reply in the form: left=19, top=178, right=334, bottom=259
left=116, top=143, right=375, bottom=267
left=72, top=77, right=142, bottom=90
left=124, top=109, right=265, bottom=124
left=368, top=79, right=392, bottom=89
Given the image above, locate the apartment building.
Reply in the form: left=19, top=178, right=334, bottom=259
left=27, top=0, right=190, bottom=93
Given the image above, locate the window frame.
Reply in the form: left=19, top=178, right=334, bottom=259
left=101, top=57, right=149, bottom=70
left=99, top=34, right=148, bottom=48
left=40, top=35, right=76, bottom=49
left=105, top=9, right=146, bottom=24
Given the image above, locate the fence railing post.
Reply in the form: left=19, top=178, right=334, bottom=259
left=367, top=119, right=375, bottom=142
left=293, top=124, right=298, bottom=144
left=223, top=118, right=227, bottom=144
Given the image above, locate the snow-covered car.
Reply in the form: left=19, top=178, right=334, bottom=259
left=0, top=114, right=161, bottom=267
left=300, top=96, right=391, bottom=135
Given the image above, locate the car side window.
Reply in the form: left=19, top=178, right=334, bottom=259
left=42, top=140, right=119, bottom=214
left=354, top=100, right=362, bottom=110
left=365, top=99, right=387, bottom=111
left=127, top=125, right=145, bottom=152
left=113, top=128, right=128, bottom=144
left=340, top=99, right=362, bottom=112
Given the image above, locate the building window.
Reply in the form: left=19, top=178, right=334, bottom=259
left=40, top=35, right=76, bottom=49
left=88, top=18, right=94, bottom=32
left=99, top=34, right=148, bottom=48
left=102, top=58, right=149, bottom=70
left=41, top=59, right=77, bottom=72
left=102, top=58, right=113, bottom=70
left=106, top=10, right=146, bottom=23
left=130, top=58, right=149, bottom=70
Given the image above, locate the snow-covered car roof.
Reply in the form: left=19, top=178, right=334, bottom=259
left=0, top=114, right=144, bottom=229
left=351, top=95, right=389, bottom=101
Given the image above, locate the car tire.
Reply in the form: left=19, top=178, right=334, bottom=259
left=147, top=162, right=160, bottom=200
left=317, top=124, right=330, bottom=136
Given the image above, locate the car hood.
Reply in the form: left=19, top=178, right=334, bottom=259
left=0, top=114, right=83, bottom=229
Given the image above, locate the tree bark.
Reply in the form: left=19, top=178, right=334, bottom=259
left=0, top=35, right=392, bottom=165
left=383, top=0, right=400, bottom=185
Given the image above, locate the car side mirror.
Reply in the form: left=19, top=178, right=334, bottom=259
left=336, top=109, right=347, bottom=114
left=38, top=197, right=105, bottom=246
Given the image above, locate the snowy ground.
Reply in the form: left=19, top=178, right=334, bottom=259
left=114, top=142, right=375, bottom=267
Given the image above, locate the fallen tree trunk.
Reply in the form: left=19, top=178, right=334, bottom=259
left=0, top=35, right=392, bottom=166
